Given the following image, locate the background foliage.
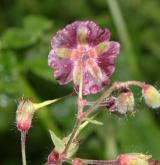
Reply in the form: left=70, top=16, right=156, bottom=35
left=0, top=0, right=160, bottom=164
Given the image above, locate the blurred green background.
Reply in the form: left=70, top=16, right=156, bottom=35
left=0, top=0, right=160, bottom=164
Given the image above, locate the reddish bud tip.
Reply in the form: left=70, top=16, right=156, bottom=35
left=17, top=119, right=31, bottom=133
left=16, top=99, right=35, bottom=133
left=142, top=85, right=160, bottom=109
left=47, top=150, right=59, bottom=165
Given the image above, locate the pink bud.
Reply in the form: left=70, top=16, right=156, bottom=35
left=47, top=150, right=59, bottom=165
left=117, top=153, right=151, bottom=165
left=16, top=99, right=35, bottom=133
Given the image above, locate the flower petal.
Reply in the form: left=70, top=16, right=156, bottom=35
left=98, top=41, right=120, bottom=76
left=86, top=21, right=110, bottom=46
left=101, top=41, right=120, bottom=57
left=94, top=41, right=110, bottom=56
left=77, top=25, right=88, bottom=44
left=73, top=61, right=82, bottom=85
left=75, top=71, right=110, bottom=95
left=51, top=22, right=80, bottom=49
left=48, top=50, right=73, bottom=85
left=55, top=48, right=73, bottom=59
left=86, top=59, right=103, bottom=81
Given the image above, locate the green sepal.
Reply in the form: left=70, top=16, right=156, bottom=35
left=49, top=130, right=65, bottom=152
left=86, top=118, right=103, bottom=125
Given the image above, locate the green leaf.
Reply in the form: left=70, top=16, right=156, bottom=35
left=23, top=15, right=53, bottom=32
left=86, top=118, right=103, bottom=125
left=49, top=130, right=65, bottom=152
left=2, top=28, right=39, bottom=49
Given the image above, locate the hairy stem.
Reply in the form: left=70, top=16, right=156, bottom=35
left=62, top=64, right=84, bottom=155
left=84, top=84, right=115, bottom=118
left=63, top=119, right=81, bottom=155
left=21, top=131, right=27, bottom=165
left=81, top=159, right=117, bottom=165
left=64, top=157, right=160, bottom=165
left=78, top=63, right=83, bottom=100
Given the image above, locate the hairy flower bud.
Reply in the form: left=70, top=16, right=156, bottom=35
left=16, top=99, right=35, bottom=133
left=116, top=88, right=135, bottom=116
left=142, top=85, right=160, bottom=109
left=117, top=153, right=151, bottom=165
left=103, top=88, right=135, bottom=116
left=16, top=98, right=61, bottom=133
left=109, top=88, right=135, bottom=116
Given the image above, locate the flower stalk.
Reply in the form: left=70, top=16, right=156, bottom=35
left=64, top=154, right=160, bottom=165
left=21, top=131, right=27, bottom=165
left=80, top=159, right=117, bottom=165
left=63, top=65, right=84, bottom=156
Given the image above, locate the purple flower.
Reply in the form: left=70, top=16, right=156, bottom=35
left=48, top=21, right=120, bottom=95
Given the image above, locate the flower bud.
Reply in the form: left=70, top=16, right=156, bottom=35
left=16, top=99, right=35, bottom=133
left=104, top=88, right=135, bottom=116
left=16, top=98, right=61, bottom=133
left=104, top=96, right=117, bottom=112
left=142, top=85, right=160, bottom=109
left=116, top=88, right=135, bottom=116
left=44, top=150, right=59, bottom=165
left=117, top=153, right=151, bottom=165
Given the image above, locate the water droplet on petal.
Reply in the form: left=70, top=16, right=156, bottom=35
left=83, top=79, right=89, bottom=84
left=83, top=90, right=88, bottom=95
left=54, top=70, right=59, bottom=76
left=63, top=64, right=68, bottom=68
left=98, top=61, right=102, bottom=64
left=90, top=85, right=99, bottom=94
